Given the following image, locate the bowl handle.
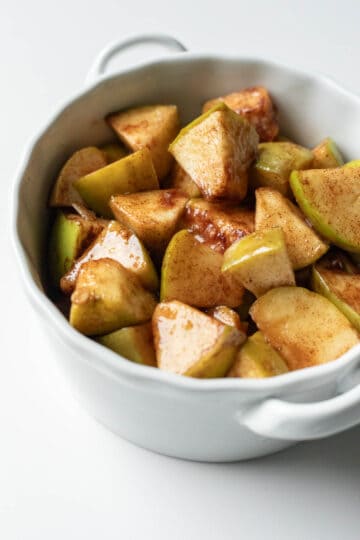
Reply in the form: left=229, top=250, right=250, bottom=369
left=239, top=377, right=360, bottom=441
left=85, top=34, right=187, bottom=85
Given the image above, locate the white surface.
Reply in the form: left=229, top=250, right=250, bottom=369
left=2, top=0, right=360, bottom=538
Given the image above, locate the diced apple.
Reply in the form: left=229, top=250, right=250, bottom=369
left=107, top=104, right=180, bottom=180
left=96, top=322, right=156, bottom=366
left=169, top=103, right=259, bottom=201
left=70, top=258, right=157, bottom=336
left=202, top=86, right=279, bottom=142
left=312, top=137, right=344, bottom=168
left=250, top=142, right=313, bottom=196
left=228, top=331, right=289, bottom=378
left=61, top=220, right=158, bottom=294
left=49, top=147, right=108, bottom=207
left=290, top=167, right=360, bottom=252
left=250, top=286, right=359, bottom=370
left=255, top=187, right=328, bottom=269
left=153, top=301, right=244, bottom=377
left=110, top=189, right=187, bottom=257
left=312, top=264, right=360, bottom=332
left=73, top=148, right=159, bottom=218
left=161, top=230, right=244, bottom=307
left=49, top=210, right=102, bottom=287
left=207, top=306, right=247, bottom=334
left=184, top=198, right=254, bottom=253
left=222, top=228, right=295, bottom=297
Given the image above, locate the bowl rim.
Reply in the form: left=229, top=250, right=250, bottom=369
left=12, top=51, right=360, bottom=394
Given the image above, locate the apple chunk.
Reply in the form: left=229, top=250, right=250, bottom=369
left=169, top=103, right=259, bottom=201
left=96, top=322, right=156, bottom=367
left=107, top=104, right=180, bottom=180
left=61, top=220, right=158, bottom=294
left=49, top=147, right=108, bottom=207
left=312, top=264, right=360, bottom=332
left=70, top=258, right=157, bottom=336
left=222, top=228, right=295, bottom=297
left=161, top=230, right=244, bottom=308
left=250, top=286, right=359, bottom=370
left=110, top=189, right=187, bottom=257
left=153, top=301, right=245, bottom=377
left=255, top=187, right=328, bottom=269
left=202, top=86, right=279, bottom=142
left=250, top=142, right=313, bottom=196
left=184, top=198, right=254, bottom=253
left=312, top=137, right=344, bottom=168
left=73, top=148, right=159, bottom=218
left=228, top=331, right=289, bottom=378
left=49, top=210, right=103, bottom=287
left=168, top=163, right=201, bottom=198
left=290, top=167, right=360, bottom=252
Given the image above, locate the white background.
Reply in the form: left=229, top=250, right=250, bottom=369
left=2, top=0, right=360, bottom=538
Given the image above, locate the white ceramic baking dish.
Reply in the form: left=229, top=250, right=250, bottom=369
left=12, top=34, right=360, bottom=462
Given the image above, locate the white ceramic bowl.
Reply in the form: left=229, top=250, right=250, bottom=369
left=12, top=34, right=360, bottom=462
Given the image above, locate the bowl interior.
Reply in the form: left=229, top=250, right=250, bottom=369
left=15, top=54, right=360, bottom=317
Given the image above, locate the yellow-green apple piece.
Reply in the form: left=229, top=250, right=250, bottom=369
left=169, top=103, right=259, bottom=201
left=312, top=137, right=344, bottom=168
left=222, top=228, right=295, bottom=297
left=184, top=198, right=254, bottom=253
left=107, top=104, right=180, bottom=180
left=74, top=148, right=159, bottom=218
left=110, top=189, right=187, bottom=257
left=153, top=301, right=245, bottom=377
left=250, top=286, right=359, bottom=370
left=61, top=220, right=158, bottom=294
left=255, top=187, right=328, bottom=269
left=70, top=258, right=157, bottom=336
left=228, top=331, right=289, bottom=378
left=168, top=163, right=201, bottom=198
left=161, top=230, right=244, bottom=307
left=49, top=147, right=108, bottom=207
left=202, top=86, right=279, bottom=142
left=250, top=141, right=313, bottom=196
left=290, top=167, right=360, bottom=252
left=312, top=264, right=360, bottom=332
left=100, top=142, right=127, bottom=163
left=49, top=210, right=103, bottom=287
left=96, top=322, right=156, bottom=367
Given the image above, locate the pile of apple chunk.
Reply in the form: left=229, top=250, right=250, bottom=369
left=48, top=86, right=360, bottom=379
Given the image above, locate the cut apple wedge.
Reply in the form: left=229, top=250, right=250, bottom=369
left=96, top=322, right=156, bottom=367
left=49, top=210, right=103, bottom=287
left=202, top=86, right=279, bottom=142
left=344, top=160, right=360, bottom=169
left=73, top=148, right=159, bottom=218
left=184, top=199, right=254, bottom=253
left=255, top=187, right=328, bottom=269
left=161, top=230, right=244, bottom=307
left=70, top=258, right=157, bottom=336
left=312, top=264, right=360, bottom=332
left=290, top=167, right=360, bottom=252
left=107, top=104, right=180, bottom=180
left=222, top=228, right=295, bottom=297
left=312, top=137, right=344, bottom=168
left=49, top=147, right=108, bottom=207
left=153, top=301, right=245, bottom=377
left=228, top=331, right=289, bottom=378
left=61, top=220, right=158, bottom=294
left=169, top=103, right=259, bottom=201
left=250, top=142, right=313, bottom=196
left=110, top=189, right=187, bottom=257
left=207, top=306, right=247, bottom=333
left=250, top=286, right=359, bottom=370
